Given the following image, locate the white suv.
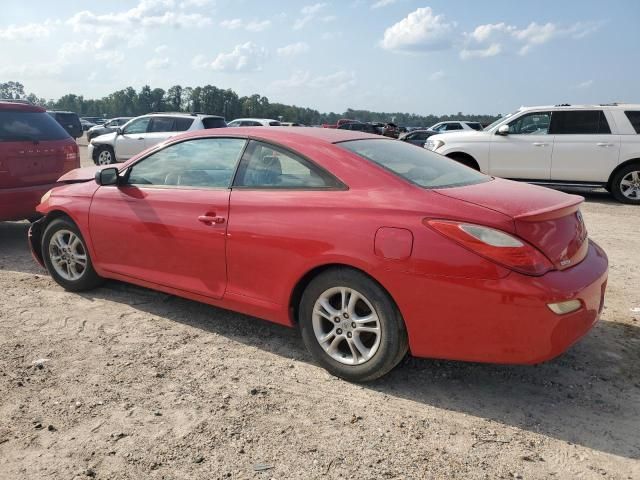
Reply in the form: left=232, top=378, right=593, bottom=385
left=428, top=120, right=484, bottom=132
left=227, top=118, right=281, bottom=127
left=426, top=104, right=640, bottom=204
left=89, top=113, right=227, bottom=165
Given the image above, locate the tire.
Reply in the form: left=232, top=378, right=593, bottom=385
left=610, top=163, right=640, bottom=204
left=299, top=268, right=408, bottom=382
left=42, top=218, right=104, bottom=292
left=95, top=145, right=115, bottom=166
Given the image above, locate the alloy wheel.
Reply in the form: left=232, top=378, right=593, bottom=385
left=620, top=170, right=640, bottom=200
left=48, top=229, right=88, bottom=281
left=97, top=150, right=112, bottom=165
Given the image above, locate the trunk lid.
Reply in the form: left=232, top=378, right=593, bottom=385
left=435, top=178, right=588, bottom=270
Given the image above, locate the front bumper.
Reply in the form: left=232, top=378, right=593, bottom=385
left=87, top=143, right=96, bottom=164
left=28, top=217, right=46, bottom=267
left=391, top=240, right=609, bottom=364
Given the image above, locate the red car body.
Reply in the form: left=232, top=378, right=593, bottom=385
left=0, top=101, right=79, bottom=221
left=29, top=128, right=608, bottom=365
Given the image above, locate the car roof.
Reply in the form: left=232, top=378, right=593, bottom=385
left=143, top=112, right=223, bottom=119
left=230, top=118, right=280, bottom=122
left=518, top=103, right=640, bottom=112
left=175, top=126, right=377, bottom=145
left=0, top=101, right=46, bottom=113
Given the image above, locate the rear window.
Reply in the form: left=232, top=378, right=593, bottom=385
left=624, top=111, right=640, bottom=133
left=338, top=139, right=490, bottom=188
left=202, top=117, right=227, bottom=129
left=549, top=110, right=611, bottom=134
left=54, top=113, right=80, bottom=125
left=467, top=122, right=483, bottom=131
left=268, top=121, right=281, bottom=126
left=0, top=111, right=70, bottom=141
left=175, top=117, right=195, bottom=131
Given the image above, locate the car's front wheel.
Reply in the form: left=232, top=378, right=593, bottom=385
left=299, top=268, right=408, bottom=382
left=95, top=145, right=115, bottom=165
left=42, top=218, right=104, bottom=291
left=611, top=163, right=640, bottom=204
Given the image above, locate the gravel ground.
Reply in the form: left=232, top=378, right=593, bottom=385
left=0, top=141, right=639, bottom=479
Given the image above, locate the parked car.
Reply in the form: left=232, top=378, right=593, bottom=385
left=337, top=122, right=379, bottom=134
left=0, top=101, right=79, bottom=221
left=86, top=117, right=133, bottom=142
left=80, top=119, right=96, bottom=131
left=399, top=129, right=438, bottom=146
left=88, top=113, right=227, bottom=165
left=428, top=121, right=484, bottom=133
left=281, top=122, right=304, bottom=127
left=227, top=118, right=280, bottom=127
left=81, top=117, right=106, bottom=125
left=426, top=104, right=640, bottom=204
left=47, top=111, right=83, bottom=139
left=29, top=127, right=607, bottom=381
left=382, top=122, right=399, bottom=138
left=322, top=119, right=357, bottom=129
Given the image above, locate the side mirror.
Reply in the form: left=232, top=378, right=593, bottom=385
left=95, top=167, right=119, bottom=186
left=116, top=127, right=123, bottom=136
left=497, top=125, right=510, bottom=136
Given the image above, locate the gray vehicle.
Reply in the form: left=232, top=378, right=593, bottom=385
left=86, top=117, right=133, bottom=142
left=399, top=129, right=437, bottom=146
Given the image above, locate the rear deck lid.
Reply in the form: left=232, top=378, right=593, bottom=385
left=435, top=178, right=588, bottom=270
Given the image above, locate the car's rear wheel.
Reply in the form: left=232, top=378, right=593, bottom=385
left=611, top=164, right=640, bottom=204
left=42, top=218, right=104, bottom=291
left=96, top=146, right=115, bottom=165
left=299, top=268, right=408, bottom=382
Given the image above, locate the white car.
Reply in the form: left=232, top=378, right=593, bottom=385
left=89, top=113, right=227, bottom=165
left=428, top=120, right=484, bottom=133
left=426, top=104, right=640, bottom=204
left=227, top=118, right=281, bottom=127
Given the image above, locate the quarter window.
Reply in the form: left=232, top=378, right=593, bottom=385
left=234, top=141, right=340, bottom=188
left=127, top=138, right=246, bottom=188
left=174, top=117, right=195, bottom=131
left=549, top=110, right=611, bottom=134
left=624, top=111, right=640, bottom=134
left=508, top=112, right=551, bottom=135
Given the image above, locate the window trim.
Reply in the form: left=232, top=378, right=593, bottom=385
left=121, top=136, right=250, bottom=190
left=231, top=138, right=348, bottom=191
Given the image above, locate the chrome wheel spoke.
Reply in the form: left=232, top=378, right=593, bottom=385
left=48, top=229, right=87, bottom=282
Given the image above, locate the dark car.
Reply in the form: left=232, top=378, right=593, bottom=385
left=80, top=119, right=96, bottom=131
left=399, top=129, right=438, bottom=146
left=47, top=111, right=83, bottom=139
left=81, top=116, right=106, bottom=125
left=382, top=122, right=399, bottom=138
left=86, top=117, right=133, bottom=142
left=0, top=101, right=79, bottom=221
left=337, top=122, right=379, bottom=134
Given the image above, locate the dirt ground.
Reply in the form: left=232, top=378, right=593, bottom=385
left=0, top=140, right=639, bottom=479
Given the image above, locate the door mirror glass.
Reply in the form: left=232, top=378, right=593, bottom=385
left=95, top=167, right=119, bottom=186
left=497, top=125, right=510, bottom=135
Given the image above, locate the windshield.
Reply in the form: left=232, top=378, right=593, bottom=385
left=484, top=111, right=517, bottom=131
left=338, top=139, right=490, bottom=189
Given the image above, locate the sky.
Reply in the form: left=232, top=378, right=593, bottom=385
left=1, top=0, right=639, bottom=115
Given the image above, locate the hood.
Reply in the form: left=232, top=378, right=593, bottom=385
left=434, top=178, right=588, bottom=271
left=91, top=131, right=117, bottom=144
left=58, top=165, right=102, bottom=183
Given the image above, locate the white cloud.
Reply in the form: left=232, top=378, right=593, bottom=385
left=272, top=70, right=356, bottom=93
left=576, top=79, right=593, bottom=89
left=220, top=19, right=243, bottom=29
left=460, top=43, right=501, bottom=59
left=513, top=22, right=557, bottom=55
left=380, top=7, right=455, bottom=53
left=294, top=3, right=327, bottom=30
left=0, top=62, right=64, bottom=78
left=469, top=22, right=515, bottom=43
left=429, top=70, right=445, bottom=81
left=195, top=42, right=267, bottom=72
left=272, top=70, right=311, bottom=88
left=220, top=18, right=271, bottom=32
left=321, top=31, right=342, bottom=40
left=372, top=0, right=397, bottom=9
left=0, top=22, right=52, bottom=40
left=96, top=51, right=125, bottom=68
left=145, top=56, right=171, bottom=69
left=276, top=42, right=310, bottom=57
left=246, top=20, right=271, bottom=32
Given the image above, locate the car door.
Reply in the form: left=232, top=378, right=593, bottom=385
left=489, top=110, right=553, bottom=180
left=549, top=110, right=621, bottom=182
left=114, top=117, right=151, bottom=161
left=88, top=137, right=247, bottom=299
left=143, top=116, right=180, bottom=150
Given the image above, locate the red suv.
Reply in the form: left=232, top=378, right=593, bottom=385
left=0, top=101, right=79, bottom=221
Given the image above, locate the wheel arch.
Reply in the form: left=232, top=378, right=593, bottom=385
left=607, top=157, right=640, bottom=189
left=288, top=262, right=402, bottom=326
left=29, top=210, right=76, bottom=266
left=445, top=151, right=480, bottom=170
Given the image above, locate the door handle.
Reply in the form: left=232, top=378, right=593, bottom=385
left=198, top=215, right=225, bottom=225
left=532, top=142, right=548, bottom=147
left=596, top=143, right=614, bottom=147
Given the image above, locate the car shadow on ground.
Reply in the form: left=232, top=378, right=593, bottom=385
left=2, top=219, right=639, bottom=460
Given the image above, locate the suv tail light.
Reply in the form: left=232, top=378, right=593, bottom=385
left=63, top=143, right=80, bottom=167
left=425, top=219, right=554, bottom=276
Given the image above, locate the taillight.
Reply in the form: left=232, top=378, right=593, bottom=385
left=425, top=219, right=554, bottom=276
left=63, top=144, right=80, bottom=165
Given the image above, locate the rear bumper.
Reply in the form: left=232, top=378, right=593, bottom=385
left=392, top=240, right=609, bottom=364
left=0, top=184, right=53, bottom=222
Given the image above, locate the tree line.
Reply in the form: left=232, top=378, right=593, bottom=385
left=1, top=81, right=500, bottom=127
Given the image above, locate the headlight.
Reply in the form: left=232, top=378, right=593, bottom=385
left=425, top=139, right=444, bottom=151
left=40, top=189, right=53, bottom=204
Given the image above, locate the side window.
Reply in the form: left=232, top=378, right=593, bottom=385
left=123, top=117, right=150, bottom=135
left=508, top=112, right=551, bottom=135
left=446, top=123, right=463, bottom=131
left=431, top=124, right=443, bottom=132
left=550, top=110, right=611, bottom=134
left=234, top=141, right=341, bottom=189
left=174, top=117, right=194, bottom=131
left=148, top=117, right=175, bottom=133
left=625, top=111, right=640, bottom=134
left=126, top=138, right=247, bottom=188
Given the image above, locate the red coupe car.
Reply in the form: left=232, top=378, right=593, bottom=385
left=29, top=127, right=608, bottom=381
